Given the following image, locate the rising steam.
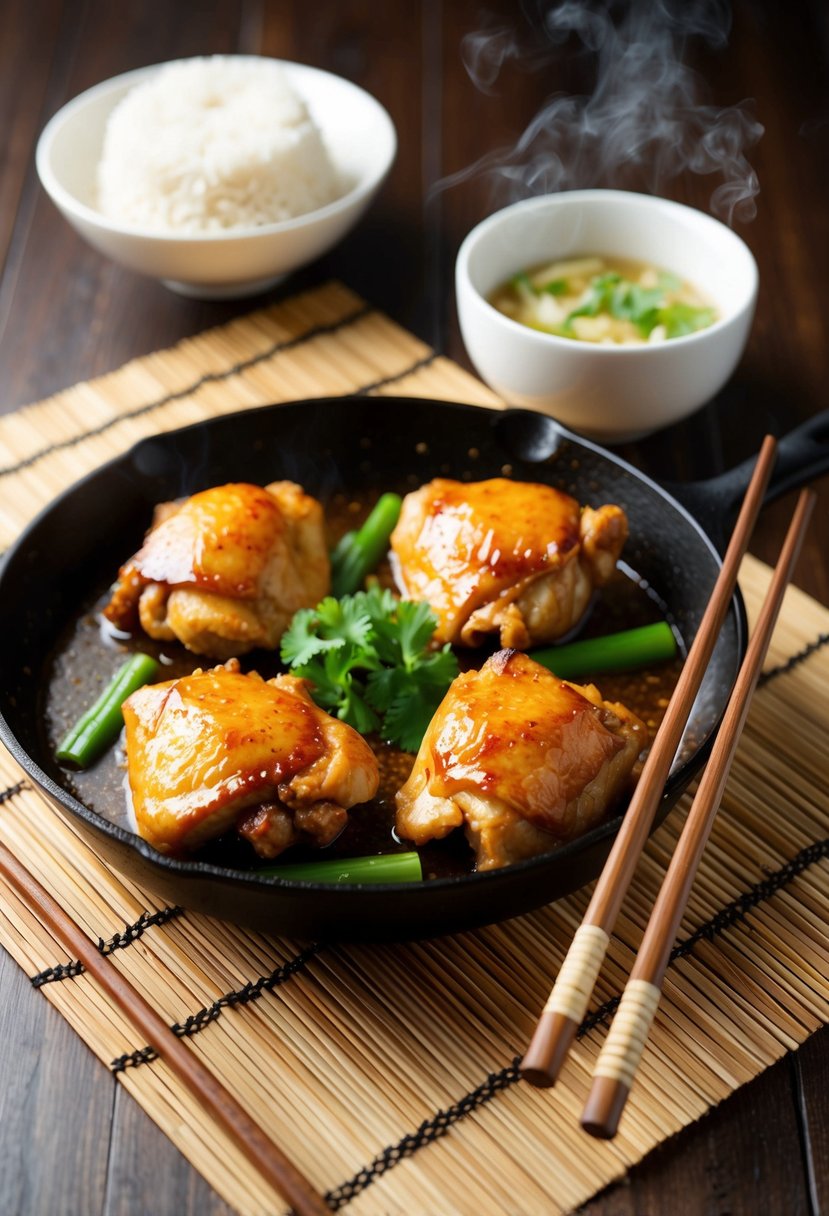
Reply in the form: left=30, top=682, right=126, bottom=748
left=440, top=0, right=763, bottom=224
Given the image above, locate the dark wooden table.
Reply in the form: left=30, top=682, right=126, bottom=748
left=1, top=2, right=827, bottom=1213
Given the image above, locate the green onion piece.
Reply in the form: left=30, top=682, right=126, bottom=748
left=530, top=622, right=678, bottom=681
left=56, top=652, right=160, bottom=769
left=510, top=271, right=534, bottom=294
left=260, top=850, right=423, bottom=885
left=330, top=492, right=403, bottom=597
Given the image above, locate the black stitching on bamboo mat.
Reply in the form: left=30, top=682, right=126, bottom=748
left=31, top=960, right=86, bottom=988
left=759, top=632, right=829, bottom=684
left=28, top=905, right=183, bottom=987
left=671, top=838, right=829, bottom=956
left=325, top=1063, right=524, bottom=1209
left=110, top=942, right=322, bottom=1072
left=6, top=628, right=827, bottom=1186
left=0, top=349, right=440, bottom=564
left=98, top=905, right=184, bottom=955
left=324, top=833, right=829, bottom=1209
left=0, top=779, right=29, bottom=805
left=0, top=303, right=373, bottom=480
left=562, top=835, right=829, bottom=1040
left=112, top=1045, right=159, bottom=1071
left=354, top=351, right=438, bottom=394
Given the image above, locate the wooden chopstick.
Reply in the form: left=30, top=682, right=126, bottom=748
left=0, top=840, right=331, bottom=1216
left=581, top=488, right=815, bottom=1139
left=521, top=434, right=778, bottom=1088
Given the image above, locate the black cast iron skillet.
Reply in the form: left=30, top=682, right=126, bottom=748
left=1, top=398, right=827, bottom=941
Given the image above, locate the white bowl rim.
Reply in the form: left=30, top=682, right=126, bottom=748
left=456, top=188, right=759, bottom=353
left=35, top=55, right=397, bottom=244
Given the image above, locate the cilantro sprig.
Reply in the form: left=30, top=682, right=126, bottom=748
left=560, top=271, right=716, bottom=339
left=280, top=587, right=459, bottom=752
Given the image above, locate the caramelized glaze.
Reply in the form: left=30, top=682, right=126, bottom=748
left=104, top=481, right=330, bottom=659
left=123, top=662, right=380, bottom=857
left=391, top=477, right=627, bottom=648
left=118, top=483, right=286, bottom=598
left=396, top=650, right=646, bottom=869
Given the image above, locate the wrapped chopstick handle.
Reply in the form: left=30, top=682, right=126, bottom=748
left=581, top=978, right=662, bottom=1138
left=545, top=924, right=611, bottom=1019
left=521, top=924, right=609, bottom=1086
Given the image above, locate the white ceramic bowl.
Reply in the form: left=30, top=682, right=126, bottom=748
left=36, top=58, right=397, bottom=299
left=456, top=190, right=758, bottom=442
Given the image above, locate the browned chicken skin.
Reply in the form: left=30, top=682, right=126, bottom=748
left=104, top=481, right=329, bottom=659
left=395, top=649, right=646, bottom=870
left=390, top=477, right=627, bottom=648
left=122, top=661, right=379, bottom=857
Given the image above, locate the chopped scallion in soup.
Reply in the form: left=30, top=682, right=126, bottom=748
left=490, top=256, right=717, bottom=345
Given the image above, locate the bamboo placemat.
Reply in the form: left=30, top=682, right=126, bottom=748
left=1, top=281, right=828, bottom=1215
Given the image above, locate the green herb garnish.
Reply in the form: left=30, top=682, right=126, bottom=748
left=659, top=301, right=718, bottom=339
left=563, top=271, right=716, bottom=339
left=607, top=282, right=665, bottom=335
left=281, top=587, right=459, bottom=752
left=564, top=272, right=623, bottom=328
left=510, top=271, right=534, bottom=293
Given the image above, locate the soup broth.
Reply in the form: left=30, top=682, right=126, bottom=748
left=490, top=255, right=717, bottom=346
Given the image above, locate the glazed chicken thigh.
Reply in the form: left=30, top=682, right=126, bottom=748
left=104, top=481, right=329, bottom=659
left=122, top=661, right=379, bottom=857
left=390, top=477, right=627, bottom=649
left=395, top=649, right=645, bottom=870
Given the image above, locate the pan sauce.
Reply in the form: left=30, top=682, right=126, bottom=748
left=45, top=489, right=683, bottom=880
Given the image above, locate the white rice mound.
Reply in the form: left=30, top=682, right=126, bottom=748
left=97, top=56, right=342, bottom=233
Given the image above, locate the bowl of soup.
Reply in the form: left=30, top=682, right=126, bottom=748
left=455, top=190, right=758, bottom=442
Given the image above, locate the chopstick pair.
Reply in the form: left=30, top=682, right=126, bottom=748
left=521, top=434, right=779, bottom=1090
left=522, top=437, right=812, bottom=1135
left=580, top=486, right=815, bottom=1137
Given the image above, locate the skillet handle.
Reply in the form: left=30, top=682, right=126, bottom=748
left=666, top=410, right=829, bottom=548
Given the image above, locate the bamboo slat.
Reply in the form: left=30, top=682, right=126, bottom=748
left=0, top=282, right=828, bottom=1215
